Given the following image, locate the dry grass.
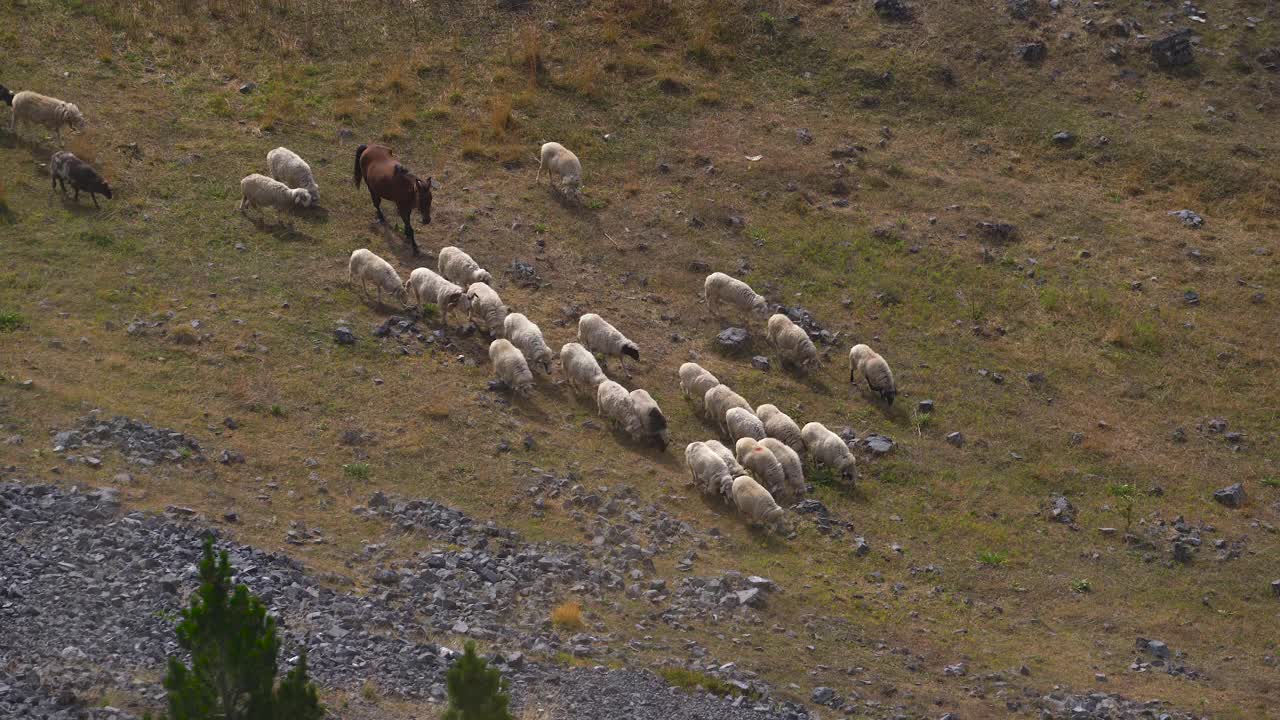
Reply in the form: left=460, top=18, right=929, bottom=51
left=550, top=600, right=584, bottom=631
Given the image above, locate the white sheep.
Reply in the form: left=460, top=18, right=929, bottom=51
left=731, top=475, right=785, bottom=527
left=704, top=272, right=768, bottom=321
left=849, top=344, right=897, bottom=404
left=9, top=90, right=84, bottom=145
left=629, top=389, right=670, bottom=449
left=348, top=248, right=408, bottom=307
left=267, top=147, right=320, bottom=205
left=735, top=438, right=787, bottom=499
left=559, top=343, right=607, bottom=398
left=704, top=440, right=747, bottom=481
left=801, top=422, right=858, bottom=483
left=503, top=313, right=554, bottom=374
left=766, top=313, right=819, bottom=371
left=466, top=282, right=508, bottom=337
left=597, top=379, right=642, bottom=439
left=489, top=338, right=533, bottom=395
left=724, top=407, right=766, bottom=443
left=535, top=141, right=582, bottom=191
left=239, top=173, right=312, bottom=217
left=679, top=362, right=720, bottom=417
left=438, top=246, right=493, bottom=287
left=703, top=384, right=752, bottom=436
left=756, top=404, right=805, bottom=455
left=577, top=313, right=639, bottom=376
left=759, top=437, right=805, bottom=502
left=686, top=442, right=733, bottom=498
left=405, top=267, right=467, bottom=324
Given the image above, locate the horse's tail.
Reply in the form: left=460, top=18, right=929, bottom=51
left=353, top=144, right=368, bottom=188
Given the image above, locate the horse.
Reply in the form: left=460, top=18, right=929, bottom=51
left=353, top=143, right=433, bottom=255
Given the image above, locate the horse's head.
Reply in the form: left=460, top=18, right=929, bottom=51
left=415, top=176, right=433, bottom=225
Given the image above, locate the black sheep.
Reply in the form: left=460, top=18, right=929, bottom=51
left=50, top=151, right=112, bottom=208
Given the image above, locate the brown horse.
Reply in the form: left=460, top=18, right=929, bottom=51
left=353, top=143, right=433, bottom=255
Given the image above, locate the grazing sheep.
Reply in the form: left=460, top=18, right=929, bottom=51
left=801, top=422, right=858, bottom=483
left=405, top=268, right=466, bottom=325
left=49, top=151, right=111, bottom=208
left=686, top=442, right=733, bottom=498
left=766, top=314, right=819, bottom=371
left=704, top=440, right=746, bottom=481
left=849, top=344, right=897, bottom=404
left=0, top=85, right=13, bottom=106
left=489, top=338, right=534, bottom=396
left=703, top=384, right=752, bottom=436
left=731, top=475, right=785, bottom=527
left=9, top=90, right=84, bottom=145
left=704, top=272, right=768, bottom=321
left=438, top=246, right=493, bottom=287
left=535, top=141, right=582, bottom=191
left=725, top=407, right=766, bottom=443
left=577, top=313, right=639, bottom=376
left=759, top=437, right=805, bottom=502
left=502, top=313, right=554, bottom=375
left=560, top=343, right=607, bottom=398
left=466, top=282, right=508, bottom=337
left=629, top=389, right=670, bottom=449
left=597, top=380, right=642, bottom=439
left=267, top=147, right=320, bottom=205
left=239, top=173, right=312, bottom=217
left=348, top=248, right=408, bottom=307
left=735, top=438, right=787, bottom=499
left=679, top=362, right=720, bottom=417
left=756, top=404, right=805, bottom=455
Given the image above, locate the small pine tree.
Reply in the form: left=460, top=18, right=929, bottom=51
left=160, top=537, right=323, bottom=720
left=443, top=641, right=513, bottom=720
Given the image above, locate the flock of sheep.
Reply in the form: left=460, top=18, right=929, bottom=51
left=3, top=82, right=900, bottom=532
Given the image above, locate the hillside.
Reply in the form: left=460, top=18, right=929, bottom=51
left=1, top=0, right=1278, bottom=718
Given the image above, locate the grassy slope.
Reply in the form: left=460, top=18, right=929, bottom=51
left=1, top=0, right=1277, bottom=717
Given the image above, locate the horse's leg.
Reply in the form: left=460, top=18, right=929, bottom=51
left=401, top=207, right=418, bottom=256
left=370, top=189, right=386, bottom=224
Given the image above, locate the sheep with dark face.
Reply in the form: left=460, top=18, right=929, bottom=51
left=577, top=313, right=639, bottom=376
left=629, top=388, right=670, bottom=449
left=50, top=151, right=112, bottom=208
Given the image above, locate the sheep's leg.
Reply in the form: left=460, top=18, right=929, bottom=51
left=535, top=159, right=543, bottom=184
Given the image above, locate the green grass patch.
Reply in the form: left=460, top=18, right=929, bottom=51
left=343, top=463, right=370, bottom=480
left=0, top=310, right=27, bottom=332
left=659, top=667, right=752, bottom=698
left=978, top=550, right=1008, bottom=567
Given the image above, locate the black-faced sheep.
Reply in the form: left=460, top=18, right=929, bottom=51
left=629, top=389, right=670, bottom=449
left=577, top=313, right=639, bottom=377
left=50, top=151, right=112, bottom=208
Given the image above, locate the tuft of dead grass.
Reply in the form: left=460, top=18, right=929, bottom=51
left=550, top=600, right=584, bottom=630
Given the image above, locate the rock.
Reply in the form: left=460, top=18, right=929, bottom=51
left=864, top=435, right=894, bottom=456
left=853, top=536, right=871, bottom=556
left=750, top=355, right=771, bottom=371
left=238, top=81, right=256, bottom=94
left=943, top=662, right=967, bottom=677
left=1184, top=290, right=1200, bottom=306
left=1017, top=40, right=1047, bottom=62
left=1168, top=209, right=1204, bottom=228
left=1048, top=495, right=1075, bottom=524
left=1271, top=580, right=1280, bottom=598
left=373, top=569, right=400, bottom=585
left=811, top=686, right=838, bottom=706
left=1213, top=483, right=1245, bottom=508
left=918, top=399, right=934, bottom=413
left=1026, top=372, right=1047, bottom=386
left=945, top=432, right=965, bottom=447
left=1152, top=29, right=1194, bottom=68
left=218, top=449, right=245, bottom=465
left=687, top=260, right=710, bottom=273
left=1007, top=0, right=1037, bottom=19
left=1051, top=131, right=1074, bottom=146
left=1172, top=541, right=1194, bottom=563
left=716, top=328, right=750, bottom=353
left=795, top=128, right=813, bottom=145
left=873, top=0, right=913, bottom=21
left=334, top=326, right=356, bottom=345
left=976, top=221, right=1018, bottom=242
left=1138, top=638, right=1170, bottom=659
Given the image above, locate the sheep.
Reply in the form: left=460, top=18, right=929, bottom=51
left=703, top=384, right=752, bottom=436
left=348, top=248, right=408, bottom=307
left=466, top=282, right=508, bottom=337
left=535, top=141, right=582, bottom=192
left=597, top=379, right=642, bottom=439
left=577, top=313, right=639, bottom=377
left=678, top=362, right=720, bottom=417
left=759, top=437, right=805, bottom=502
left=735, top=438, right=787, bottom=499
left=489, top=339, right=534, bottom=396
left=503, top=313, right=554, bottom=375
left=267, top=147, right=320, bottom=205
left=849, top=343, right=897, bottom=404
left=628, top=389, right=670, bottom=449
left=438, top=246, right=493, bottom=287
left=49, top=151, right=111, bottom=208
left=704, top=440, right=746, bottom=481
left=801, top=422, right=858, bottom=483
left=704, top=272, right=768, bottom=321
left=725, top=407, right=766, bottom=443
left=686, top=442, right=733, bottom=498
left=239, top=173, right=312, bottom=218
left=766, top=313, right=819, bottom=371
left=730, top=475, right=785, bottom=527
left=405, top=268, right=466, bottom=325
left=9, top=90, right=84, bottom=145
left=756, top=404, right=805, bottom=455
left=560, top=343, right=607, bottom=398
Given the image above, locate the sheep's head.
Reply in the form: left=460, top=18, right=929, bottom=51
left=64, top=104, right=86, bottom=131
left=291, top=187, right=313, bottom=207
left=621, top=343, right=640, bottom=361
left=751, top=297, right=771, bottom=317
left=839, top=457, right=859, bottom=484
left=474, top=269, right=493, bottom=284
left=534, top=348, right=554, bottom=375
left=442, top=290, right=464, bottom=313
left=848, top=343, right=872, bottom=365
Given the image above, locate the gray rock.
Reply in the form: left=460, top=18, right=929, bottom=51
left=716, top=328, right=750, bottom=353
left=1168, top=209, right=1204, bottom=228
left=873, top=0, right=913, bottom=21
left=735, top=588, right=764, bottom=608
left=810, top=686, right=838, bottom=706
left=238, top=81, right=256, bottom=94
left=943, top=662, right=967, bottom=677
left=1271, top=580, right=1280, bottom=598
left=1152, top=29, right=1194, bottom=67
left=795, top=128, right=814, bottom=145
left=864, top=435, right=894, bottom=456
left=918, top=399, right=934, bottom=413
left=1139, top=638, right=1170, bottom=659
left=1051, top=131, right=1074, bottom=146
left=853, top=536, right=871, bottom=556
left=1017, top=40, right=1047, bottom=62
left=1048, top=495, right=1075, bottom=524
left=751, top=355, right=771, bottom=371
left=334, top=326, right=356, bottom=345
left=1213, top=483, right=1245, bottom=508
left=945, top=432, right=965, bottom=447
